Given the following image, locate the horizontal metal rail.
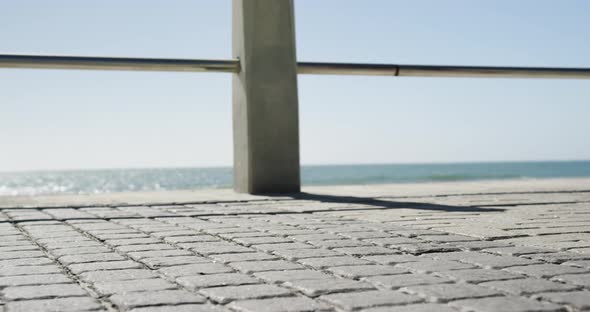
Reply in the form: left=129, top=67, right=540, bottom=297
left=0, top=54, right=240, bottom=73
left=1, top=54, right=590, bottom=79
left=297, top=62, right=590, bottom=79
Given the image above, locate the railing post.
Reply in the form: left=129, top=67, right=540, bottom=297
left=232, top=0, right=301, bottom=194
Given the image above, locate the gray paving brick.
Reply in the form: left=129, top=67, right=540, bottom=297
left=338, top=231, right=392, bottom=240
left=362, top=254, right=421, bottom=265
left=396, top=243, right=461, bottom=255
left=177, top=273, right=259, bottom=290
left=180, top=242, right=253, bottom=255
left=365, top=274, right=452, bottom=290
left=504, top=263, right=589, bottom=278
left=450, top=296, right=566, bottom=312
left=0, top=274, right=71, bottom=287
left=271, top=248, right=341, bottom=260
left=483, top=246, right=556, bottom=256
left=434, top=268, right=525, bottom=283
left=163, top=235, right=220, bottom=243
left=150, top=230, right=200, bottom=238
left=159, top=263, right=233, bottom=278
left=289, top=233, right=344, bottom=242
left=93, top=233, right=148, bottom=240
left=333, top=246, right=397, bottom=256
left=51, top=246, right=113, bottom=257
left=230, top=260, right=305, bottom=273
left=116, top=244, right=175, bottom=252
left=0, top=235, right=27, bottom=242
left=86, top=229, right=137, bottom=235
left=110, top=290, right=206, bottom=309
left=480, top=278, right=579, bottom=295
left=93, top=279, right=177, bottom=295
left=254, top=243, right=316, bottom=252
left=0, top=230, right=21, bottom=236
left=141, top=255, right=210, bottom=269
left=232, top=236, right=293, bottom=246
left=307, top=239, right=372, bottom=248
left=267, top=229, right=318, bottom=236
left=320, top=290, right=422, bottom=311
left=228, top=296, right=331, bottom=312
left=0, top=240, right=37, bottom=247
left=396, top=259, right=475, bottom=273
left=253, top=270, right=332, bottom=283
left=525, top=252, right=590, bottom=264
left=4, top=297, right=103, bottom=312
left=562, top=259, right=590, bottom=269
left=327, top=265, right=408, bottom=279
left=298, top=256, right=371, bottom=269
left=0, top=265, right=62, bottom=276
left=552, top=273, right=590, bottom=287
left=401, top=283, right=502, bottom=302
left=71, top=222, right=125, bottom=230
left=67, top=260, right=143, bottom=274
left=200, top=284, right=292, bottom=304
left=80, top=269, right=157, bottom=282
left=0, top=258, right=53, bottom=267
left=0, top=240, right=31, bottom=247
left=127, top=249, right=192, bottom=260
left=322, top=226, right=369, bottom=233
left=210, top=252, right=278, bottom=263
left=105, top=238, right=161, bottom=246
left=432, top=252, right=541, bottom=269
left=43, top=208, right=98, bottom=219
left=534, top=291, right=590, bottom=311
left=0, top=251, right=46, bottom=260
left=37, top=237, right=93, bottom=245
left=452, top=240, right=513, bottom=251
left=0, top=245, right=38, bottom=252
left=128, top=304, right=226, bottom=312
left=43, top=241, right=104, bottom=249
left=218, top=232, right=271, bottom=239
left=58, top=253, right=126, bottom=265
left=419, top=234, right=480, bottom=243
left=2, top=284, right=88, bottom=300
left=365, top=237, right=421, bottom=246
left=285, top=278, right=375, bottom=297
left=361, top=303, right=459, bottom=312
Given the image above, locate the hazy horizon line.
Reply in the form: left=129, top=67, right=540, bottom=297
left=2, top=158, right=589, bottom=174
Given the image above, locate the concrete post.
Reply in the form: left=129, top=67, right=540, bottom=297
left=232, top=0, right=301, bottom=194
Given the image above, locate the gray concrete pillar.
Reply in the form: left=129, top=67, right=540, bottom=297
left=232, top=0, right=301, bottom=194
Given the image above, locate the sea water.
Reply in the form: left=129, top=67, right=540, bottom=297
left=1, top=161, right=589, bottom=196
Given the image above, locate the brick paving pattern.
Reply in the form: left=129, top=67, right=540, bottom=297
left=1, top=186, right=590, bottom=311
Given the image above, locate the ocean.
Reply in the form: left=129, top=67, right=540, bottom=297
left=1, top=161, right=589, bottom=196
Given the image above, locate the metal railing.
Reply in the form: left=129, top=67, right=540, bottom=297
left=2, top=1, right=589, bottom=194
left=2, top=54, right=590, bottom=79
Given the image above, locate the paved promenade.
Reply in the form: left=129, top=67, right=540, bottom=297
left=1, top=179, right=590, bottom=311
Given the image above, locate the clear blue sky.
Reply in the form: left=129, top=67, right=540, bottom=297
left=1, top=0, right=589, bottom=172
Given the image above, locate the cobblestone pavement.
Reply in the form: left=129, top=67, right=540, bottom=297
left=1, top=182, right=590, bottom=311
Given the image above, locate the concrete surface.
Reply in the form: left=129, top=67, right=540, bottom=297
left=1, top=178, right=590, bottom=311
left=232, top=0, right=301, bottom=193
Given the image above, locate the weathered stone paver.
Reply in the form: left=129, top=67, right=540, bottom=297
left=109, top=290, right=206, bottom=310
left=284, top=278, right=375, bottom=297
left=177, top=273, right=259, bottom=290
left=320, top=290, right=422, bottom=310
left=2, top=284, right=89, bottom=300
left=200, top=284, right=293, bottom=304
left=534, top=291, right=590, bottom=311
left=4, top=297, right=104, bottom=312
left=228, top=296, right=331, bottom=312
left=450, top=296, right=567, bottom=312
left=1, top=180, right=590, bottom=311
